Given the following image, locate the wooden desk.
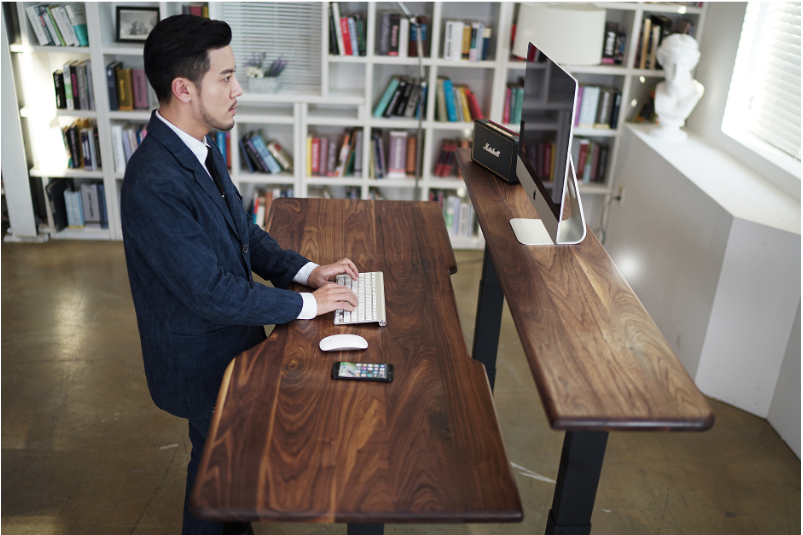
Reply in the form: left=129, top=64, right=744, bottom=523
left=191, top=198, right=522, bottom=533
left=456, top=148, right=714, bottom=534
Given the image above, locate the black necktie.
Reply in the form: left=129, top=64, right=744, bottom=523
left=205, top=146, right=226, bottom=198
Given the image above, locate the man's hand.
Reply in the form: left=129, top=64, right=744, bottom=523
left=313, top=282, right=358, bottom=316
left=307, top=258, right=359, bottom=289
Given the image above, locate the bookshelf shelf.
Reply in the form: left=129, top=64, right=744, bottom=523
left=7, top=1, right=707, bottom=248
left=41, top=224, right=112, bottom=240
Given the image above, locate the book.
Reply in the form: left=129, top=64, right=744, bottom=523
left=334, top=129, right=352, bottom=177
left=388, top=14, right=400, bottom=56
left=328, top=5, right=339, bottom=54
left=319, top=137, right=329, bottom=176
left=64, top=189, right=84, bottom=228
left=609, top=91, right=622, bottom=129
left=238, top=139, right=255, bottom=173
left=596, top=144, right=609, bottom=183
left=85, top=60, right=95, bottom=110
left=409, top=16, right=429, bottom=57
left=216, top=131, right=227, bottom=167
left=353, top=130, right=363, bottom=177
left=402, top=82, right=421, bottom=118
left=379, top=12, right=392, bottom=55
left=392, top=79, right=414, bottom=116
left=25, top=6, right=51, bottom=46
left=511, top=86, right=524, bottom=125
left=462, top=25, right=472, bottom=60
left=436, top=78, right=448, bottom=122
left=93, top=126, right=102, bottom=169
left=373, top=76, right=400, bottom=117
left=45, top=179, right=70, bottom=231
left=96, top=183, right=108, bottom=228
left=602, top=22, right=617, bottom=64
left=64, top=4, right=88, bottom=46
left=331, top=2, right=346, bottom=56
left=80, top=183, right=101, bottom=226
left=110, top=123, right=127, bottom=173
left=250, top=133, right=282, bottom=174
left=347, top=17, right=359, bottom=57
left=406, top=135, right=416, bottom=176
left=132, top=69, right=149, bottom=109
left=387, top=131, right=407, bottom=177
left=53, top=70, right=66, bottom=108
left=577, top=85, right=600, bottom=128
left=116, top=68, right=134, bottom=111
left=595, top=87, right=615, bottom=129
left=614, top=33, right=627, bottom=65
left=75, top=62, right=89, bottom=110
left=482, top=27, right=492, bottom=61
left=326, top=138, right=338, bottom=177
left=40, top=6, right=63, bottom=46
left=649, top=24, right=662, bottom=70
left=63, top=61, right=77, bottom=109
left=310, top=137, right=320, bottom=176
left=384, top=78, right=408, bottom=118
left=339, top=16, right=353, bottom=55
left=503, top=87, right=512, bottom=124
left=638, top=18, right=652, bottom=69
left=458, top=87, right=472, bottom=122
left=52, top=6, right=79, bottom=46
left=354, top=14, right=366, bottom=56
left=241, top=134, right=269, bottom=173
left=266, top=139, right=294, bottom=171
left=106, top=61, right=122, bottom=111
left=442, top=78, right=457, bottom=122
left=305, top=134, right=312, bottom=176
left=376, top=133, right=387, bottom=178
left=80, top=127, right=94, bottom=169
left=398, top=18, right=409, bottom=58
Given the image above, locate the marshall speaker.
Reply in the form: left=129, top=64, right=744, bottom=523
left=471, top=119, right=520, bottom=184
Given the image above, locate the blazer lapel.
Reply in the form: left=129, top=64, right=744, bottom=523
left=145, top=112, right=239, bottom=238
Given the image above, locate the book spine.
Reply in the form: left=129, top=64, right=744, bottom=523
left=331, top=2, right=346, bottom=56
left=251, top=135, right=282, bottom=174
left=326, top=139, right=338, bottom=177
left=80, top=128, right=93, bottom=170
left=53, top=71, right=66, bottom=109
left=388, top=14, right=400, bottom=56
left=347, top=17, right=359, bottom=57
left=406, top=135, right=416, bottom=176
left=40, top=6, right=63, bottom=45
left=80, top=183, right=99, bottom=223
left=65, top=4, right=89, bottom=46
left=319, top=137, right=329, bottom=176
left=334, top=130, right=352, bottom=177
left=25, top=6, right=51, bottom=46
left=482, top=27, right=492, bottom=61
left=85, top=60, right=95, bottom=110
left=76, top=63, right=89, bottom=110
left=117, top=69, right=134, bottom=111
left=110, top=125, right=126, bottom=173
left=384, top=79, right=408, bottom=117
left=243, top=136, right=269, bottom=173
left=311, top=137, right=320, bottom=176
left=69, top=63, right=80, bottom=110
left=132, top=69, right=149, bottom=109
left=339, top=17, right=352, bottom=55
left=372, top=77, right=400, bottom=117
left=216, top=131, right=227, bottom=166
left=266, top=140, right=294, bottom=171
left=106, top=63, right=120, bottom=111
left=443, top=79, right=457, bottom=122
left=53, top=6, right=78, bottom=46
left=353, top=130, right=363, bottom=177
left=97, top=183, right=108, bottom=228
left=93, top=126, right=102, bottom=169
left=609, top=91, right=622, bottom=129
left=379, top=12, right=391, bottom=55
left=355, top=15, right=366, bottom=56
left=238, top=139, right=255, bottom=173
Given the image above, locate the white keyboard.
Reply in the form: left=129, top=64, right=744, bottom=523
left=334, top=271, right=387, bottom=327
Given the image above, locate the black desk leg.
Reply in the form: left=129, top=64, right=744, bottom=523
left=347, top=524, right=383, bottom=535
left=472, top=246, right=504, bottom=391
left=545, top=431, right=609, bottom=535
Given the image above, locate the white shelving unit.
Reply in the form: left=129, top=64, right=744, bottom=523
left=8, top=1, right=706, bottom=248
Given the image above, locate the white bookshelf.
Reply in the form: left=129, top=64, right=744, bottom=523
left=8, top=1, right=707, bottom=247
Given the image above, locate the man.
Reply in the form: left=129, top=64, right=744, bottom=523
left=121, top=15, right=358, bottom=535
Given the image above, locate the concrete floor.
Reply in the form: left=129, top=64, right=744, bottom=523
left=2, top=240, right=800, bottom=535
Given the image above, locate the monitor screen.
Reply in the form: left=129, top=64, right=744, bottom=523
left=518, top=43, right=579, bottom=219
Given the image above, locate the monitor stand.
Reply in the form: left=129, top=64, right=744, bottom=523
left=510, top=163, right=587, bottom=246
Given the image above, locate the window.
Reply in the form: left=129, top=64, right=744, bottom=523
left=722, top=2, right=801, bottom=175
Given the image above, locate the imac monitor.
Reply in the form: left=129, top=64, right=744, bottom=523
left=512, top=43, right=587, bottom=246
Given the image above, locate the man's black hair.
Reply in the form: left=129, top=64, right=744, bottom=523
left=144, top=15, right=232, bottom=105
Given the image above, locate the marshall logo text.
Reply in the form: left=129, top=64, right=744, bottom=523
left=483, top=143, right=500, bottom=157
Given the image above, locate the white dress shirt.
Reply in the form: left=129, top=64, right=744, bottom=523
left=155, top=111, right=319, bottom=319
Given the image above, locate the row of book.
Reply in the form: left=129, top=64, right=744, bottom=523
left=106, top=62, right=152, bottom=111
left=502, top=82, right=524, bottom=125
left=433, top=138, right=471, bottom=178
left=575, top=86, right=623, bottom=130
left=431, top=190, right=477, bottom=238
left=572, top=139, right=609, bottom=184
left=109, top=122, right=146, bottom=174
left=181, top=3, right=209, bottom=18
left=329, top=4, right=366, bottom=56
left=635, top=15, right=695, bottom=70
left=239, top=131, right=294, bottom=175
left=372, top=77, right=427, bottom=119
left=211, top=131, right=233, bottom=169
left=53, top=60, right=94, bottom=110
left=249, top=187, right=293, bottom=230
left=60, top=119, right=101, bottom=170
left=435, top=78, right=484, bottom=123
left=442, top=20, right=493, bottom=62
left=307, top=130, right=363, bottom=178
left=601, top=22, right=627, bottom=65
left=45, top=179, right=108, bottom=232
left=25, top=4, right=88, bottom=47
left=377, top=12, right=431, bottom=57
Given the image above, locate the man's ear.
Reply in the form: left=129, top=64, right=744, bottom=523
left=171, top=77, right=195, bottom=104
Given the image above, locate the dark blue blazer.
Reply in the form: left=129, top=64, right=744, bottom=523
left=121, top=111, right=308, bottom=419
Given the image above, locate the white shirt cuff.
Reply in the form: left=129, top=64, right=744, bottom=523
left=293, top=262, right=319, bottom=286
left=297, top=292, right=318, bottom=320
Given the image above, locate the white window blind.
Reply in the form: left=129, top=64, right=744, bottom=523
left=723, top=1, right=801, bottom=162
left=221, top=2, right=322, bottom=92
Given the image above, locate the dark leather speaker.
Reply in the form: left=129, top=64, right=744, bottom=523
left=471, top=119, right=520, bottom=184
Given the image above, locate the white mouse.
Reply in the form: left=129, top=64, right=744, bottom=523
left=319, top=334, right=368, bottom=352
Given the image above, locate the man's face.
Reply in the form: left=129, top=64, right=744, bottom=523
left=195, top=46, right=243, bottom=131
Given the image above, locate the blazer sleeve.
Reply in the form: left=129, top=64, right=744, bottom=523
left=245, top=216, right=310, bottom=288
left=122, top=167, right=303, bottom=327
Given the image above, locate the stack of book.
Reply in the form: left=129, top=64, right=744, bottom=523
left=600, top=22, right=627, bottom=65
left=61, top=119, right=101, bottom=170
left=53, top=60, right=95, bottom=110
left=329, top=3, right=366, bottom=56
left=635, top=15, right=695, bottom=70
left=45, top=179, right=108, bottom=232
left=307, top=129, right=363, bottom=178
left=502, top=81, right=524, bottom=125
left=571, top=138, right=609, bottom=183
left=373, top=77, right=428, bottom=119
left=106, top=62, right=153, bottom=111
left=25, top=4, right=88, bottom=47
left=574, top=85, right=623, bottom=130
left=369, top=130, right=417, bottom=180
left=375, top=11, right=431, bottom=57
left=109, top=122, right=147, bottom=174
left=432, top=138, right=471, bottom=177
left=435, top=78, right=484, bottom=123
left=210, top=131, right=232, bottom=170
left=239, top=131, right=294, bottom=175
left=441, top=20, right=492, bottom=62
left=431, top=190, right=477, bottom=238
left=249, top=187, right=291, bottom=229
left=181, top=3, right=209, bottom=17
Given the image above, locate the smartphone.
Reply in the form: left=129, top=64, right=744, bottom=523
left=332, top=362, right=393, bottom=382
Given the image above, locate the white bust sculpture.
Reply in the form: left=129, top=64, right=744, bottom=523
left=651, top=34, right=705, bottom=141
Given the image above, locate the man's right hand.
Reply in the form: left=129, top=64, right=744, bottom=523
left=313, top=282, right=358, bottom=316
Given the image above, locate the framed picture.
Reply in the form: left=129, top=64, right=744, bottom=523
left=116, top=6, right=160, bottom=42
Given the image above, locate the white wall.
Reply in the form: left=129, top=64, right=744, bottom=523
left=768, top=303, right=801, bottom=458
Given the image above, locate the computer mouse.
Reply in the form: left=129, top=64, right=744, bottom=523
left=319, top=334, right=368, bottom=352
